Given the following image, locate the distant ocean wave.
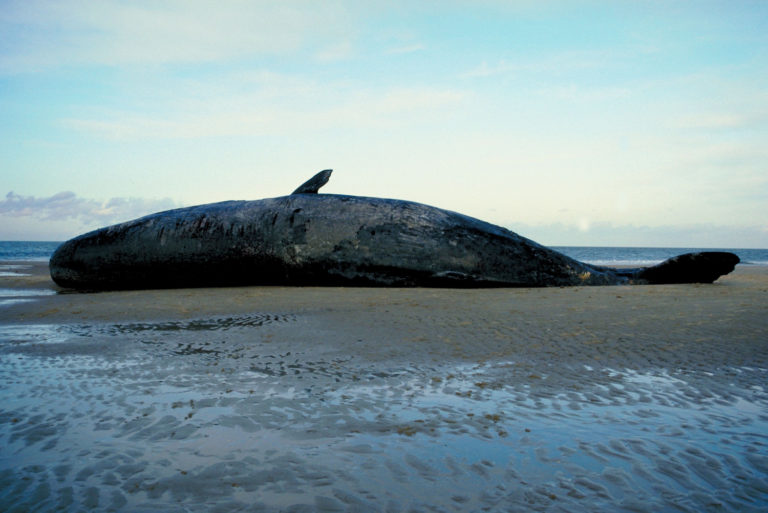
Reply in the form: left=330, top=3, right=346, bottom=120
left=553, top=246, right=768, bottom=267
left=0, top=241, right=61, bottom=261
left=1, top=241, right=766, bottom=266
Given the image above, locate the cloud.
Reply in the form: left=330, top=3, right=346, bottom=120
left=512, top=221, right=768, bottom=249
left=461, top=60, right=518, bottom=78
left=385, top=43, right=425, bottom=55
left=59, top=85, right=467, bottom=140
left=460, top=50, right=615, bottom=79
left=0, top=0, right=354, bottom=73
left=675, top=110, right=768, bottom=131
left=315, top=41, right=356, bottom=62
left=1, top=191, right=180, bottom=225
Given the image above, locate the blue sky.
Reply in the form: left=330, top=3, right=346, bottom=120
left=1, top=0, right=766, bottom=247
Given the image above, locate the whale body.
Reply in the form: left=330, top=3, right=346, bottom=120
left=49, top=171, right=739, bottom=290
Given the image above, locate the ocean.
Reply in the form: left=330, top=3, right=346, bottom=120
left=553, top=246, right=768, bottom=266
left=2, top=241, right=766, bottom=266
left=0, top=241, right=62, bottom=262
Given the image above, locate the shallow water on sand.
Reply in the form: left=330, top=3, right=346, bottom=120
left=0, top=264, right=34, bottom=278
left=1, top=316, right=767, bottom=513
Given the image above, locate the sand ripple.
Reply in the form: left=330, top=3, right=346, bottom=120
left=1, top=265, right=767, bottom=511
left=1, top=312, right=767, bottom=512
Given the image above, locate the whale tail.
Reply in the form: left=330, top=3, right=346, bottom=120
left=609, top=251, right=740, bottom=284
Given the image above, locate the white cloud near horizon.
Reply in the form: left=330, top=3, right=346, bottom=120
left=515, top=221, right=768, bottom=249
left=0, top=191, right=180, bottom=226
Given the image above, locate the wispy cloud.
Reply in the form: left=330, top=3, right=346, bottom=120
left=1, top=191, right=180, bottom=225
left=461, top=60, right=517, bottom=78
left=59, top=85, right=467, bottom=140
left=461, top=50, right=614, bottom=79
left=315, top=41, right=356, bottom=62
left=0, top=0, right=353, bottom=73
left=675, top=110, right=768, bottom=131
left=385, top=43, right=425, bottom=55
left=513, top=221, right=768, bottom=248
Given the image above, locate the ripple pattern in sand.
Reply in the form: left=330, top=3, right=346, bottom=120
left=1, top=315, right=767, bottom=512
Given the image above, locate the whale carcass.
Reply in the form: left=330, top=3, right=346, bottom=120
left=49, top=170, right=739, bottom=290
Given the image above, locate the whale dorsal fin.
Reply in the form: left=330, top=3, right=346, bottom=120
left=291, top=169, right=332, bottom=194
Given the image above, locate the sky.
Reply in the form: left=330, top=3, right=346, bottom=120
left=1, top=0, right=767, bottom=247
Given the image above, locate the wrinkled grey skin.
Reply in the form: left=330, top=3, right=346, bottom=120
left=50, top=171, right=739, bottom=290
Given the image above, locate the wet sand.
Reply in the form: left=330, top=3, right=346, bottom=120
left=1, top=261, right=767, bottom=512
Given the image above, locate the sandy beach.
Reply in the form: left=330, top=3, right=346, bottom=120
left=1, top=261, right=767, bottom=512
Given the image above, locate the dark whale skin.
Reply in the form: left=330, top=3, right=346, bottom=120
left=50, top=193, right=623, bottom=289
left=49, top=176, right=740, bottom=290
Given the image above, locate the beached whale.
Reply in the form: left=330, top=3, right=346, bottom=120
left=49, top=170, right=739, bottom=290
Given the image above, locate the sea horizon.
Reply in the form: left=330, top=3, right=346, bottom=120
left=2, top=240, right=767, bottom=267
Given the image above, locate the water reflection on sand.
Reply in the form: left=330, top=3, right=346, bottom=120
left=0, top=285, right=56, bottom=309
left=0, top=264, right=33, bottom=277
left=1, top=316, right=767, bottom=512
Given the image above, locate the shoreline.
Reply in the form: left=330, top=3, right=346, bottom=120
left=1, top=261, right=767, bottom=511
